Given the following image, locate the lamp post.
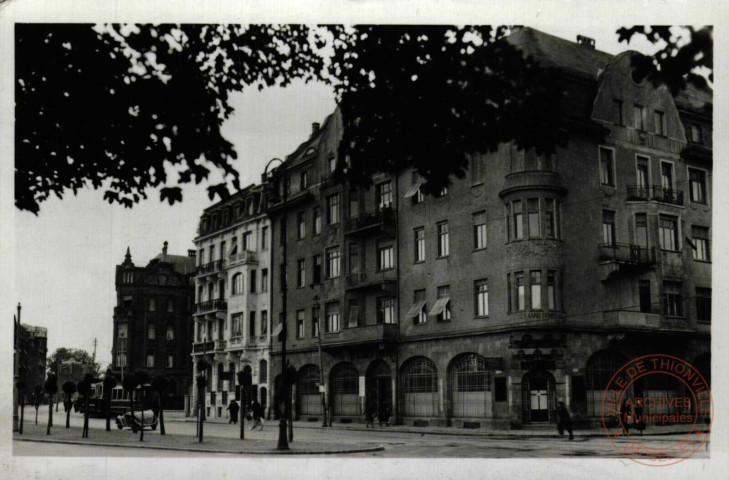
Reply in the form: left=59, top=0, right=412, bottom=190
left=312, top=290, right=328, bottom=427
left=13, top=303, right=21, bottom=432
left=262, top=157, right=290, bottom=451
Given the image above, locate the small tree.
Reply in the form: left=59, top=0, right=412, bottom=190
left=134, top=370, right=150, bottom=441
left=122, top=373, right=138, bottom=428
left=196, top=374, right=207, bottom=443
left=33, top=385, right=42, bottom=425
left=16, top=381, right=27, bottom=434
left=76, top=379, right=90, bottom=437
left=151, top=375, right=168, bottom=435
left=103, top=374, right=117, bottom=432
left=44, top=374, right=57, bottom=435
left=237, top=370, right=252, bottom=440
left=81, top=373, right=95, bottom=437
left=62, top=381, right=76, bottom=428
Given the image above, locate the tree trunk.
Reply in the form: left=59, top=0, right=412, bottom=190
left=46, top=398, right=52, bottom=435
left=66, top=402, right=71, bottom=428
left=198, top=390, right=204, bottom=443
left=159, top=393, right=165, bottom=435
left=105, top=397, right=111, bottom=431
left=83, top=394, right=90, bottom=438
left=35, top=406, right=38, bottom=425
left=139, top=391, right=144, bottom=442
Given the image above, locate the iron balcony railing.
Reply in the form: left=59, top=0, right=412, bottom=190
left=196, top=259, right=223, bottom=276
left=626, top=185, right=684, bottom=206
left=194, top=299, right=228, bottom=314
left=598, top=243, right=657, bottom=266
left=345, top=208, right=395, bottom=235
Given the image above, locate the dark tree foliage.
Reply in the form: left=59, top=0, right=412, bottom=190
left=122, top=373, right=139, bottom=422
left=62, top=380, right=76, bottom=428
left=617, top=26, right=712, bottom=96
left=47, top=347, right=100, bottom=378
left=76, top=378, right=91, bottom=437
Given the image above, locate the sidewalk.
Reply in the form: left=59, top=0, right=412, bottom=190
left=165, top=411, right=709, bottom=439
left=13, top=423, right=384, bottom=455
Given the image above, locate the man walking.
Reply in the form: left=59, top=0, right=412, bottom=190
left=556, top=401, right=574, bottom=440
left=250, top=400, right=264, bottom=430
left=227, top=399, right=240, bottom=425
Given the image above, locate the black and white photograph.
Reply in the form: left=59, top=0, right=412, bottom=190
left=1, top=1, right=726, bottom=479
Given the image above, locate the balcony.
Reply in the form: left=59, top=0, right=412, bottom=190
left=345, top=209, right=395, bottom=236
left=626, top=185, right=684, bottom=206
left=194, top=299, right=228, bottom=315
left=662, top=316, right=691, bottom=330
left=228, top=336, right=244, bottom=348
left=214, top=339, right=227, bottom=352
left=322, top=323, right=399, bottom=347
left=227, top=251, right=258, bottom=267
left=499, top=170, right=566, bottom=198
left=345, top=271, right=397, bottom=292
left=193, top=341, right=215, bottom=353
left=196, top=259, right=223, bottom=277
left=598, top=243, right=656, bottom=266
left=603, top=310, right=661, bottom=329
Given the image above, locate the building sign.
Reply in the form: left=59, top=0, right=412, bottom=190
left=513, top=312, right=562, bottom=321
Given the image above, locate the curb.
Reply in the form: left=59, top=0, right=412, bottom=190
left=13, top=437, right=385, bottom=455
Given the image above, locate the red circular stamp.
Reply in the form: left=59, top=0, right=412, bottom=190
left=600, top=354, right=712, bottom=466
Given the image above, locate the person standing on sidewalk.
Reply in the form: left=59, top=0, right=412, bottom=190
left=250, top=400, right=264, bottom=430
left=556, top=401, right=574, bottom=440
left=227, top=400, right=240, bottom=425
left=365, top=404, right=375, bottom=428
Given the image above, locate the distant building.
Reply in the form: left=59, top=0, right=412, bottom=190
left=111, top=242, right=196, bottom=409
left=57, top=358, right=88, bottom=388
left=18, top=324, right=48, bottom=393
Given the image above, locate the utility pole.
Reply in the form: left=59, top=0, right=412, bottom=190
left=92, top=338, right=97, bottom=365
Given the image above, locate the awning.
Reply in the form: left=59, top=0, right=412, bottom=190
left=403, top=182, right=423, bottom=198
left=428, top=297, right=450, bottom=316
left=405, top=300, right=427, bottom=318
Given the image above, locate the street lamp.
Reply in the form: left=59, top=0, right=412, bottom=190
left=262, top=157, right=290, bottom=451
left=312, top=289, right=328, bottom=427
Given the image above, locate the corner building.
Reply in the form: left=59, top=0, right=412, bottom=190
left=191, top=185, right=271, bottom=419
left=269, top=27, right=711, bottom=428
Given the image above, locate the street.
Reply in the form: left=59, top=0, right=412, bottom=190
left=13, top=411, right=709, bottom=459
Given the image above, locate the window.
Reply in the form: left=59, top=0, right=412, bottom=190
left=250, top=269, right=257, bottom=292
left=530, top=271, right=542, bottom=310
left=313, top=255, right=322, bottom=284
left=325, top=303, right=340, bottom=333
left=232, top=313, right=243, bottom=337
left=246, top=198, right=254, bottom=216
left=297, top=212, right=306, bottom=239
left=378, top=245, right=394, bottom=271
left=547, top=271, right=556, bottom=310
left=198, top=249, right=204, bottom=266
left=377, top=181, right=393, bottom=210
left=166, top=355, right=174, bottom=368
left=527, top=199, right=540, bottom=237
left=300, top=171, right=309, bottom=190
left=659, top=215, right=678, bottom=251
left=689, top=169, right=707, bottom=204
left=242, top=231, right=252, bottom=251
left=691, top=226, right=710, bottom=261
left=147, top=323, right=155, bottom=340
left=473, top=211, right=487, bottom=249
left=612, top=99, right=623, bottom=125
left=312, top=305, right=320, bottom=337
left=602, top=210, right=616, bottom=246
left=296, top=310, right=305, bottom=339
left=297, top=259, right=306, bottom=287
left=434, top=286, right=451, bottom=321
left=166, top=326, right=174, bottom=341
left=639, top=280, right=652, bottom=313
left=506, top=274, right=512, bottom=313
left=220, top=241, right=226, bottom=260
left=327, top=194, right=340, bottom=225
left=118, top=324, right=128, bottom=338
left=261, top=269, right=268, bottom=292
left=230, top=237, right=238, bottom=256
left=260, top=360, right=268, bottom=383
left=378, top=297, right=396, bottom=324
left=544, top=199, right=556, bottom=238
left=661, top=162, right=674, bottom=193
left=513, top=200, right=524, bottom=239
left=437, top=222, right=450, bottom=257
left=123, top=271, right=134, bottom=283
left=122, top=295, right=133, bottom=309
left=116, top=352, right=127, bottom=368
left=436, top=186, right=448, bottom=197
left=696, top=288, right=711, bottom=323
left=328, top=155, right=337, bottom=174
left=349, top=192, right=359, bottom=219
left=663, top=281, right=683, bottom=317
left=347, top=299, right=359, bottom=328
left=412, top=289, right=427, bottom=325
left=261, top=226, right=268, bottom=250
left=635, top=213, right=648, bottom=247
left=599, top=147, right=615, bottom=186
left=516, top=272, right=525, bottom=311
left=326, top=247, right=341, bottom=278
left=313, top=207, right=321, bottom=235
left=633, top=104, right=645, bottom=130
left=232, top=273, right=243, bottom=295
left=209, top=244, right=216, bottom=262
left=249, top=311, right=256, bottom=337
left=690, top=123, right=702, bottom=144
left=475, top=280, right=489, bottom=317
left=654, top=110, right=665, bottom=135
left=471, top=152, right=486, bottom=185
left=408, top=172, right=425, bottom=205
left=146, top=355, right=154, bottom=368
left=261, top=310, right=268, bottom=335
left=636, top=155, right=649, bottom=191
left=414, top=228, right=425, bottom=262
left=148, top=297, right=156, bottom=312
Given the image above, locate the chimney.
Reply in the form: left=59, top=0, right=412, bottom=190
left=577, top=35, right=595, bottom=49
left=311, top=122, right=320, bottom=137
left=162, top=241, right=168, bottom=261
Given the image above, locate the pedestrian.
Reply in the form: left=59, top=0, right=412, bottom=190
left=365, top=404, right=375, bottom=428
left=250, top=400, right=264, bottom=430
left=227, top=399, right=240, bottom=425
left=620, top=398, right=632, bottom=436
left=378, top=404, right=390, bottom=427
left=633, top=398, right=645, bottom=436
left=556, top=401, right=574, bottom=440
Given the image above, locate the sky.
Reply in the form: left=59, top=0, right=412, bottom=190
left=14, top=24, right=661, bottom=368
